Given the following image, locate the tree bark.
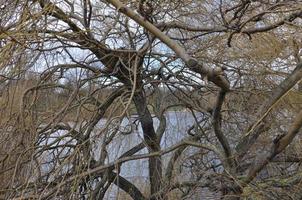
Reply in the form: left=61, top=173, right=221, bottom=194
left=236, top=62, right=302, bottom=159
left=105, top=0, right=230, bottom=91
left=133, top=91, right=162, bottom=198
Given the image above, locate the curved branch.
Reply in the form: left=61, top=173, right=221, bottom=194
left=39, top=139, right=220, bottom=199
left=244, top=109, right=302, bottom=185
left=213, top=90, right=234, bottom=169
left=236, top=62, right=302, bottom=159
left=105, top=0, right=230, bottom=91
left=110, top=171, right=147, bottom=200
left=243, top=10, right=302, bottom=34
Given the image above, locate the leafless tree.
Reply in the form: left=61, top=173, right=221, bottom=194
left=0, top=0, right=302, bottom=199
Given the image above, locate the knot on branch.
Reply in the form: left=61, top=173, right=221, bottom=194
left=287, top=11, right=302, bottom=22
left=186, top=58, right=230, bottom=91
left=186, top=58, right=199, bottom=69
left=208, top=67, right=230, bottom=92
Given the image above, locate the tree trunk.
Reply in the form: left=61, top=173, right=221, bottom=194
left=133, top=91, right=163, bottom=198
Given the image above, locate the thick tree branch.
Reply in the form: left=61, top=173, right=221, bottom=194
left=156, top=21, right=227, bottom=32
left=104, top=0, right=230, bottom=91
left=236, top=62, right=302, bottom=159
left=244, top=109, right=302, bottom=185
left=110, top=171, right=147, bottom=200
left=213, top=90, right=234, bottom=169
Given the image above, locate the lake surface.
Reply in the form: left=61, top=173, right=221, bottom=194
left=39, top=111, right=220, bottom=199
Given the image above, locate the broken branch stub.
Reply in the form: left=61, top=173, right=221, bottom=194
left=187, top=58, right=230, bottom=91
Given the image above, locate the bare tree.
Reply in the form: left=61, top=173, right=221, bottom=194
left=0, top=0, right=302, bottom=199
